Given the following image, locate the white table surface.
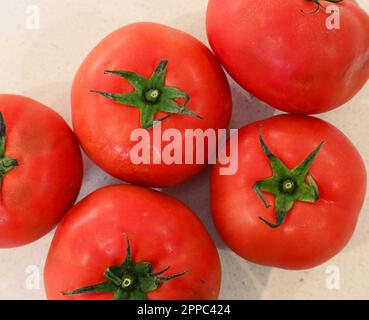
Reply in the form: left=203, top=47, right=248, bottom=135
left=0, top=0, right=368, bottom=300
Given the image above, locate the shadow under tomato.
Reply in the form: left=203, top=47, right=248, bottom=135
left=228, top=77, right=277, bottom=129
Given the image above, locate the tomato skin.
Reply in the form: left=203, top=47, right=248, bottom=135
left=0, top=95, right=83, bottom=248
left=211, top=115, right=367, bottom=270
left=44, top=185, right=221, bottom=300
left=207, top=0, right=369, bottom=114
left=72, top=22, right=232, bottom=188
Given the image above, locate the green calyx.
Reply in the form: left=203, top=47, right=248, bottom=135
left=91, top=60, right=203, bottom=130
left=253, top=131, right=324, bottom=229
left=63, top=235, right=188, bottom=300
left=0, top=113, right=18, bottom=183
left=302, top=0, right=344, bottom=14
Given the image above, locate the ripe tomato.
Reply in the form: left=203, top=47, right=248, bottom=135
left=72, top=22, right=232, bottom=188
left=0, top=95, right=83, bottom=248
left=44, top=185, right=221, bottom=300
left=211, top=115, right=366, bottom=270
left=207, top=0, right=369, bottom=114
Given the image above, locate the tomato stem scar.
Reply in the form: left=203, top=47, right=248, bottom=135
left=301, top=0, right=344, bottom=15
left=62, top=234, right=187, bottom=300
left=90, top=60, right=203, bottom=130
left=253, top=129, right=324, bottom=228
left=0, top=113, right=18, bottom=185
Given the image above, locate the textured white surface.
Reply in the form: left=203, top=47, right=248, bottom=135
left=0, top=0, right=368, bottom=300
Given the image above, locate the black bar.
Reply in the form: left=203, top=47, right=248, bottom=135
left=0, top=300, right=365, bottom=319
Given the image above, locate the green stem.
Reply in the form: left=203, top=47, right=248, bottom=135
left=63, top=235, right=187, bottom=300
left=254, top=130, right=323, bottom=228
left=0, top=113, right=18, bottom=183
left=90, top=60, right=202, bottom=130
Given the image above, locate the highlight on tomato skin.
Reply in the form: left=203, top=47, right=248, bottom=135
left=206, top=0, right=369, bottom=114
left=0, top=94, right=83, bottom=249
left=211, top=114, right=367, bottom=270
left=44, top=185, right=222, bottom=300
left=71, top=22, right=232, bottom=188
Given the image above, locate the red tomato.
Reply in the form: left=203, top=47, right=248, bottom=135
left=44, top=185, right=221, bottom=300
left=211, top=115, right=366, bottom=270
left=0, top=95, right=83, bottom=248
left=72, top=22, right=232, bottom=188
left=207, top=0, right=369, bottom=114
